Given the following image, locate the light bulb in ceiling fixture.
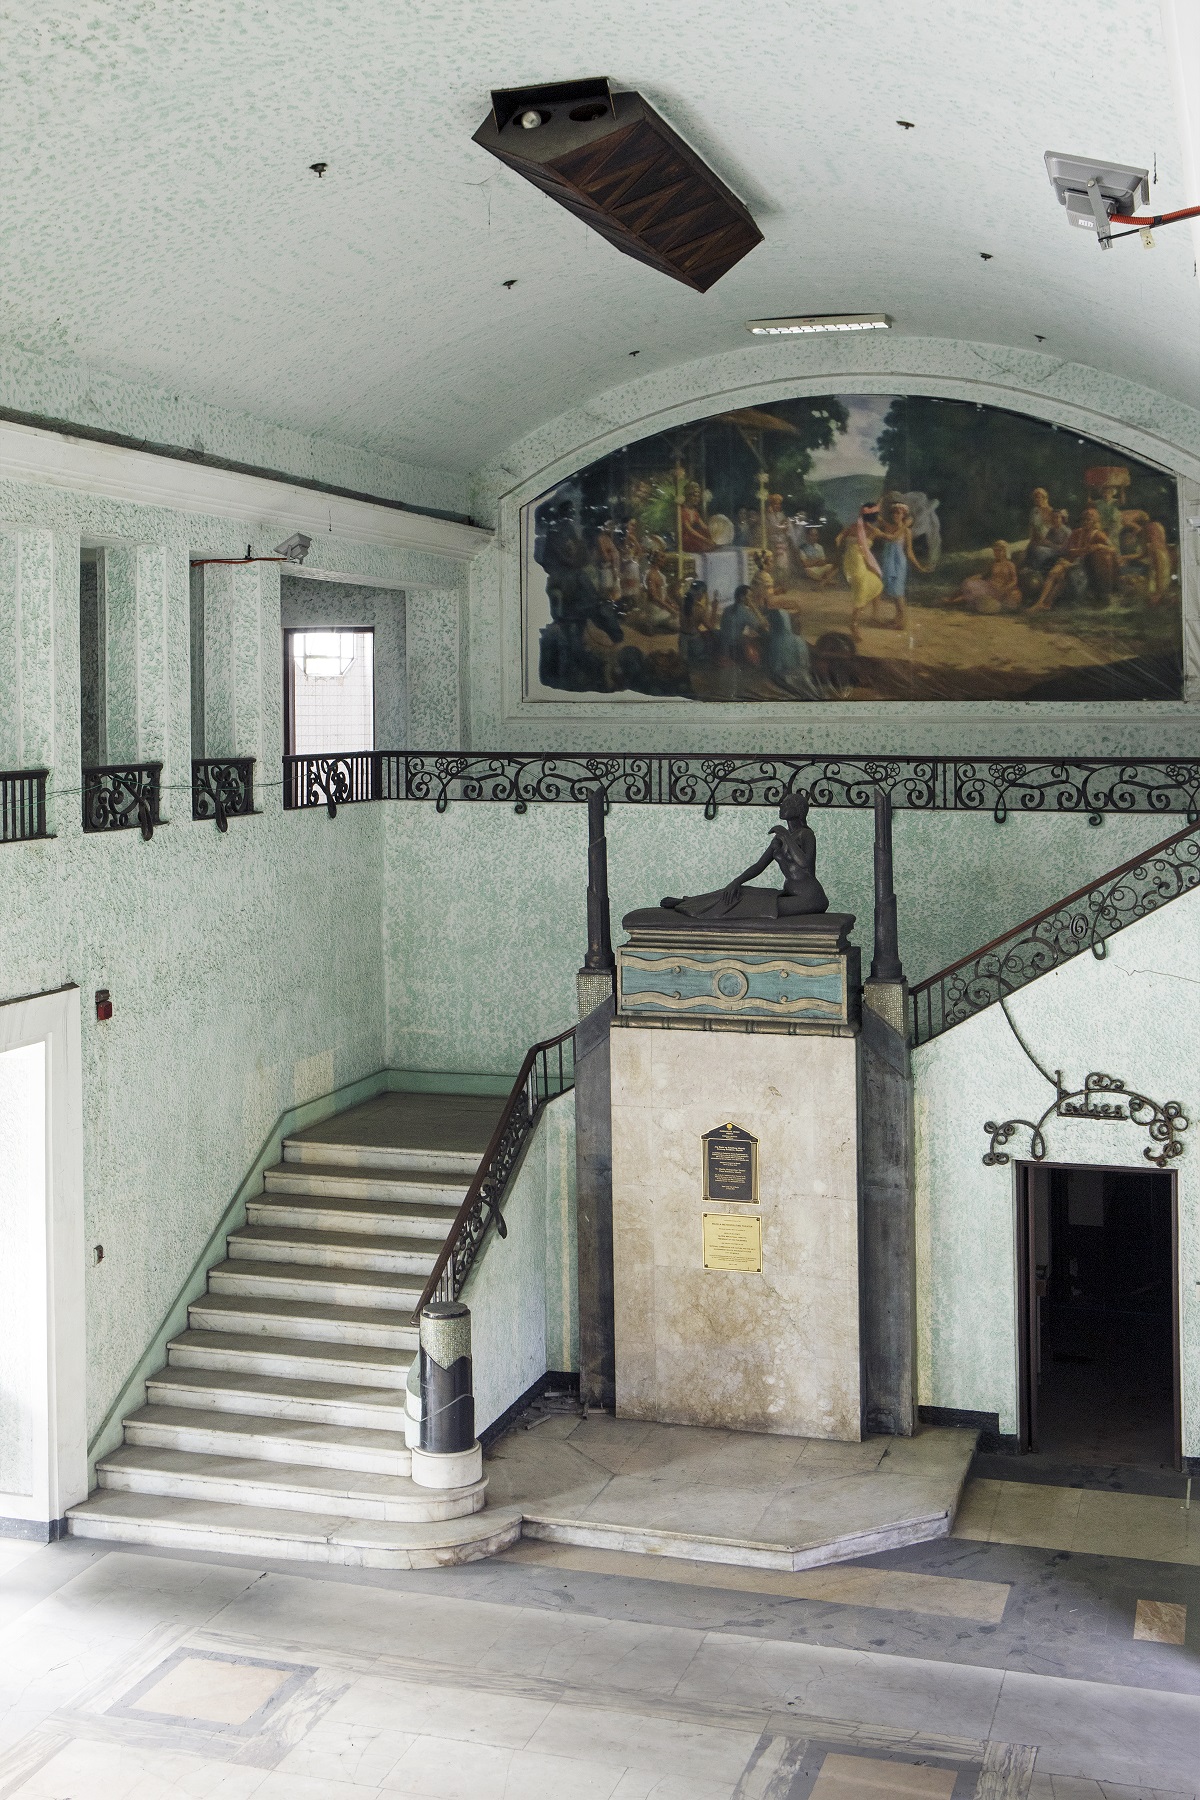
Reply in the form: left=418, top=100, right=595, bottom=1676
left=519, top=109, right=544, bottom=130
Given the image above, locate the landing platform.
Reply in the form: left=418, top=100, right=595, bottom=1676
left=485, top=1411, right=977, bottom=1571
left=289, top=1090, right=505, bottom=1159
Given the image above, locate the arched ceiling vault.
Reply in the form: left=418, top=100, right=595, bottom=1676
left=5, top=0, right=1198, bottom=477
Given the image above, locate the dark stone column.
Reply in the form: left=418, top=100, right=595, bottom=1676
left=860, top=789, right=915, bottom=1436
left=575, top=994, right=616, bottom=1408
left=577, top=787, right=616, bottom=1019
left=860, top=984, right=916, bottom=1436
left=418, top=1301, right=475, bottom=1452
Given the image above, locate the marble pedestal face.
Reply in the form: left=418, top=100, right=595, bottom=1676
left=610, top=1026, right=862, bottom=1441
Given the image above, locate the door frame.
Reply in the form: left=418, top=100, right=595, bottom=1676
left=1014, top=1159, right=1182, bottom=1469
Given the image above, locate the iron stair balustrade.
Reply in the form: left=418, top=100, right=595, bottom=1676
left=82, top=762, right=162, bottom=840
left=0, top=768, right=49, bottom=843
left=908, top=818, right=1200, bottom=1047
left=282, top=752, right=1200, bottom=820
left=192, top=758, right=256, bottom=831
left=413, top=1027, right=576, bottom=1317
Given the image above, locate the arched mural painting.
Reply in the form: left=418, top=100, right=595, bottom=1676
left=522, top=394, right=1182, bottom=704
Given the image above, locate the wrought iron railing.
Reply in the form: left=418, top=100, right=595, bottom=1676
left=282, top=752, right=394, bottom=816
left=192, top=758, right=255, bottom=830
left=414, top=1027, right=576, bottom=1315
left=285, top=752, right=1200, bottom=821
left=82, top=762, right=162, bottom=840
left=909, top=819, right=1200, bottom=1046
left=0, top=768, right=49, bottom=843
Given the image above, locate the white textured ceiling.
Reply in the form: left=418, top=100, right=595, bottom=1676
left=4, top=0, right=1197, bottom=473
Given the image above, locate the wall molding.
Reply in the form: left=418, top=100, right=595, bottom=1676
left=0, top=419, right=492, bottom=564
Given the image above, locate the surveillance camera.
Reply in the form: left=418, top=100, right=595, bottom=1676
left=274, top=533, right=312, bottom=564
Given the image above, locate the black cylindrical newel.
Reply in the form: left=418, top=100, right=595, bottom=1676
left=418, top=1301, right=475, bottom=1454
left=870, top=788, right=904, bottom=983
left=584, top=787, right=615, bottom=975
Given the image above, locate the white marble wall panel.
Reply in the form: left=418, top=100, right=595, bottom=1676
left=610, top=1027, right=862, bottom=1441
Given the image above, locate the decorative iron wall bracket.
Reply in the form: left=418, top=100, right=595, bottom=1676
left=82, top=763, right=162, bottom=840
left=984, top=1070, right=1188, bottom=1168
left=192, top=758, right=256, bottom=831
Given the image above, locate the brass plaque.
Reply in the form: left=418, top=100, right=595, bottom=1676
left=702, top=1210, right=762, bottom=1273
left=702, top=1122, right=758, bottom=1203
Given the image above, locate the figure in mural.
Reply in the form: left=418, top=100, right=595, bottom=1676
left=525, top=391, right=1181, bottom=704
left=659, top=791, right=830, bottom=919
left=765, top=608, right=821, bottom=698
left=680, top=480, right=716, bottom=553
left=838, top=504, right=884, bottom=621
left=795, top=524, right=837, bottom=585
left=946, top=541, right=1020, bottom=614
left=766, top=493, right=793, bottom=587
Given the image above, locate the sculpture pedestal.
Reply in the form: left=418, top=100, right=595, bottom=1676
left=610, top=916, right=863, bottom=1441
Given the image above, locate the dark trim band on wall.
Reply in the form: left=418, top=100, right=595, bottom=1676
left=0, top=404, right=476, bottom=527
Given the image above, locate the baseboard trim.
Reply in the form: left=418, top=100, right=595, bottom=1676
left=480, top=1371, right=580, bottom=1450
left=0, top=1515, right=68, bottom=1542
left=918, top=1405, right=1018, bottom=1454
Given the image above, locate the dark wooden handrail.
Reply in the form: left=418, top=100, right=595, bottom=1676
left=413, top=1025, right=576, bottom=1318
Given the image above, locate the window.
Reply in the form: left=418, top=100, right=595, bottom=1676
left=284, top=629, right=375, bottom=754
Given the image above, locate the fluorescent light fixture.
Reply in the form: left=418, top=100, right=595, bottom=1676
left=746, top=313, right=892, bottom=335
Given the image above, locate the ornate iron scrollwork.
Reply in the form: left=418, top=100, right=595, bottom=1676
left=289, top=753, right=1200, bottom=820
left=192, top=758, right=255, bottom=831
left=283, top=753, right=379, bottom=816
left=984, top=1070, right=1188, bottom=1169
left=82, top=763, right=162, bottom=840
left=911, top=822, right=1200, bottom=1045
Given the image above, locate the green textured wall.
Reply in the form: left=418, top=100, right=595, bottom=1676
left=914, top=886, right=1200, bottom=1457
left=382, top=799, right=1177, bottom=1075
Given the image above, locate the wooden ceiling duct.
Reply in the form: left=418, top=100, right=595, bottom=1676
left=473, top=77, right=762, bottom=293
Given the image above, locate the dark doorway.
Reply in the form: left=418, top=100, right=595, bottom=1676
left=1017, top=1164, right=1180, bottom=1470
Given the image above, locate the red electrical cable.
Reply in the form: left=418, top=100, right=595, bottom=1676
left=1108, top=203, right=1200, bottom=227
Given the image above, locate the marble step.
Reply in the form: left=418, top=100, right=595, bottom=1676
left=168, top=1328, right=413, bottom=1389
left=188, top=1292, right=420, bottom=1350
left=266, top=1160, right=476, bottom=1203
left=207, top=1258, right=424, bottom=1313
left=227, top=1224, right=440, bottom=1278
left=123, top=1404, right=410, bottom=1474
left=145, top=1365, right=406, bottom=1430
left=281, top=1137, right=481, bottom=1181
left=67, top=1489, right=522, bottom=1568
left=247, top=1192, right=460, bottom=1240
left=95, top=1444, right=484, bottom=1521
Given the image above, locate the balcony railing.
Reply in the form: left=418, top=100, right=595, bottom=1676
left=282, top=752, right=395, bottom=817
left=283, top=752, right=1200, bottom=820
left=82, top=763, right=162, bottom=840
left=192, top=758, right=256, bottom=831
left=0, top=768, right=49, bottom=843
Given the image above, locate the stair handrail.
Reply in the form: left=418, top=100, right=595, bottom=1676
left=415, top=1025, right=576, bottom=1315
left=909, top=818, right=1200, bottom=1046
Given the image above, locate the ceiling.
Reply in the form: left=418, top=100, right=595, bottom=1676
left=4, top=0, right=1198, bottom=474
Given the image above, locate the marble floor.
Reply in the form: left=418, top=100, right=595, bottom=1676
left=483, top=1408, right=978, bottom=1569
left=1, top=1474, right=1198, bottom=1800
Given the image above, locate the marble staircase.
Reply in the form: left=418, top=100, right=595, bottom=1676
left=68, top=1095, right=522, bottom=1566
